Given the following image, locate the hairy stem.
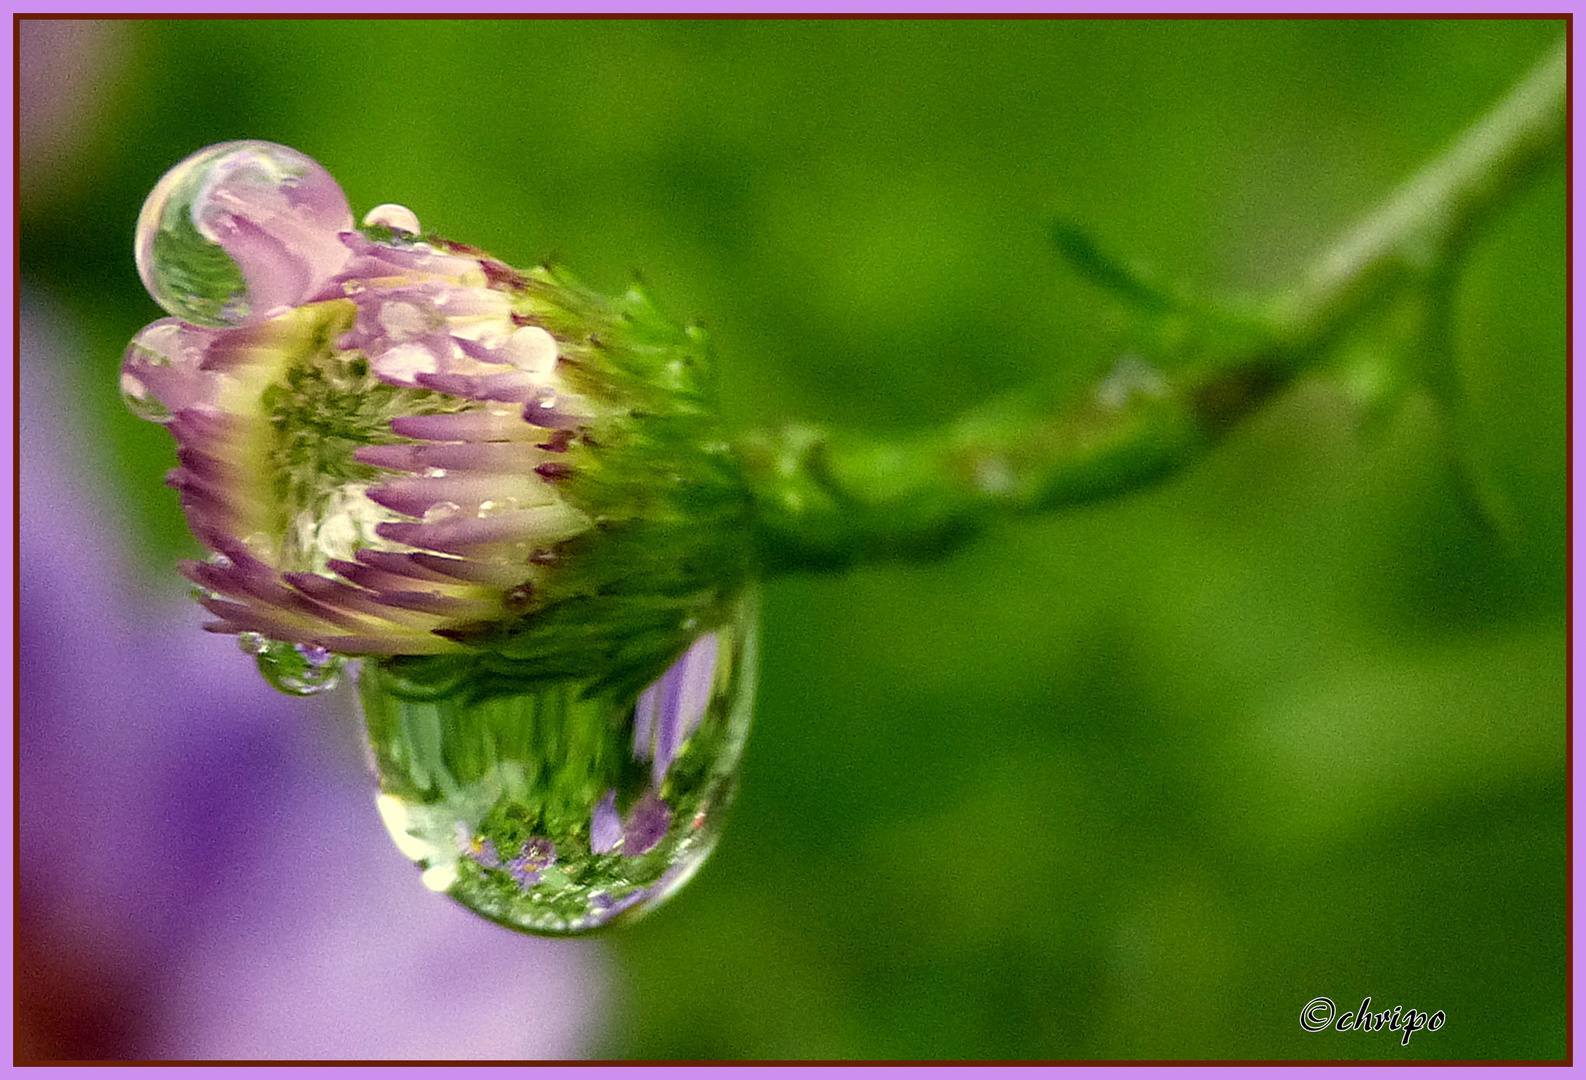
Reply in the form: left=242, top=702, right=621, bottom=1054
left=739, top=39, right=1565, bottom=573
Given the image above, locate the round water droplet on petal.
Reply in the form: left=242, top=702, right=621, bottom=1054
left=256, top=638, right=347, bottom=696
left=501, top=325, right=558, bottom=375
left=503, top=581, right=536, bottom=614
left=135, top=140, right=353, bottom=328
left=360, top=590, right=758, bottom=935
left=120, top=318, right=221, bottom=421
left=363, top=203, right=422, bottom=236
left=522, top=390, right=564, bottom=428
left=236, top=631, right=268, bottom=656
left=423, top=501, right=462, bottom=524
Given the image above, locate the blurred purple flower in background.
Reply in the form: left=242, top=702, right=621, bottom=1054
left=20, top=228, right=609, bottom=1065
left=18, top=23, right=610, bottom=1058
left=20, top=296, right=611, bottom=1059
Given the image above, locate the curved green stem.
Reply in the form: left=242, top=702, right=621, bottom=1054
left=739, top=39, right=1565, bottom=573
left=1271, top=38, right=1566, bottom=354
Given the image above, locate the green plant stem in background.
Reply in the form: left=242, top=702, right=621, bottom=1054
left=739, top=39, right=1565, bottom=573
left=1275, top=38, right=1566, bottom=354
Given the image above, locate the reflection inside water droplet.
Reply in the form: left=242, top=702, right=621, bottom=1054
left=252, top=637, right=347, bottom=696
left=361, top=590, right=758, bottom=935
left=134, top=140, right=352, bottom=328
left=120, top=320, right=207, bottom=423
left=362, top=202, right=422, bottom=236
left=119, top=370, right=167, bottom=423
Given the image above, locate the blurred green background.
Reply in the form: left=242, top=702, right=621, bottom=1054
left=21, top=18, right=1566, bottom=1060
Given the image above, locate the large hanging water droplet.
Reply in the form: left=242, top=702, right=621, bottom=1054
left=361, top=591, right=758, bottom=935
left=135, top=140, right=353, bottom=328
left=253, top=638, right=347, bottom=696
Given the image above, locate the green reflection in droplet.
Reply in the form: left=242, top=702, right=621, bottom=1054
left=361, top=590, right=758, bottom=936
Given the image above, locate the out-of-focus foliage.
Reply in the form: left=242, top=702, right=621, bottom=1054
left=21, top=18, right=1565, bottom=1060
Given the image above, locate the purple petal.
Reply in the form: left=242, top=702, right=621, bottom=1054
left=415, top=370, right=541, bottom=404
left=638, top=632, right=720, bottom=786
left=365, top=590, right=498, bottom=619
left=590, top=791, right=621, bottom=855
left=366, top=474, right=549, bottom=519
left=633, top=684, right=660, bottom=766
left=278, top=572, right=398, bottom=620
left=355, top=441, right=546, bottom=475
left=621, top=793, right=673, bottom=858
left=406, top=552, right=533, bottom=587
left=166, top=406, right=234, bottom=445
left=350, top=549, right=460, bottom=583
left=324, top=558, right=429, bottom=594
left=388, top=409, right=538, bottom=443
left=374, top=504, right=588, bottom=557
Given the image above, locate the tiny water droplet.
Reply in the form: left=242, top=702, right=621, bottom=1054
left=503, top=582, right=535, bottom=614
left=477, top=497, right=520, bottom=517
left=135, top=141, right=352, bottom=328
left=256, top=638, right=346, bottom=696
left=522, top=390, right=563, bottom=427
left=423, top=467, right=448, bottom=479
left=237, top=631, right=268, bottom=655
left=362, top=202, right=421, bottom=236
left=423, top=501, right=463, bottom=524
left=361, top=590, right=758, bottom=935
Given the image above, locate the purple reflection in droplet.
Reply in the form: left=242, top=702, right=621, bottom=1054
left=590, top=790, right=621, bottom=855
left=621, top=793, right=674, bottom=858
left=633, top=632, right=719, bottom=786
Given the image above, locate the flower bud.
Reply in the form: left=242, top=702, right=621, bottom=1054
left=125, top=141, right=756, bottom=933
